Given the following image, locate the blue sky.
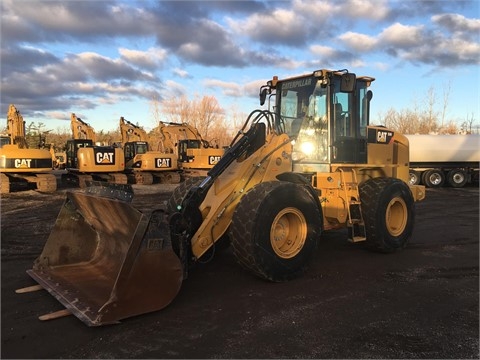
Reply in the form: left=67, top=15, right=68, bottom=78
left=1, top=0, right=479, bottom=133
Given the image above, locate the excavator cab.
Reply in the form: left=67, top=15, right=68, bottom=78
left=177, top=139, right=201, bottom=162
left=65, top=139, right=93, bottom=169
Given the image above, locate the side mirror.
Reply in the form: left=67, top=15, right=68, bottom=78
left=259, top=87, right=268, bottom=106
left=340, top=73, right=356, bottom=93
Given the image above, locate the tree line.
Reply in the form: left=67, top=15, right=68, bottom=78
left=5, top=86, right=478, bottom=153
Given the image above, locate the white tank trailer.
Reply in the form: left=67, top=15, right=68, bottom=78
left=405, top=134, right=480, bottom=188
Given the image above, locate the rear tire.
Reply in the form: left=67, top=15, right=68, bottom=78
left=447, top=169, right=467, bottom=188
left=408, top=170, right=421, bottom=186
left=422, top=169, right=445, bottom=188
left=229, top=181, right=322, bottom=282
left=359, top=178, right=414, bottom=253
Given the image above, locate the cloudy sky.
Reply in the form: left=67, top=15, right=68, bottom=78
left=1, top=0, right=479, bottom=133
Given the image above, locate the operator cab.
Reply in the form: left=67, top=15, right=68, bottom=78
left=65, top=139, right=93, bottom=169
left=263, top=69, right=374, bottom=171
left=177, top=139, right=201, bottom=163
left=124, top=141, right=149, bottom=164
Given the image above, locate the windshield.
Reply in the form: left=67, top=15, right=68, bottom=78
left=277, top=76, right=327, bottom=137
left=276, top=76, right=329, bottom=162
left=135, top=142, right=149, bottom=154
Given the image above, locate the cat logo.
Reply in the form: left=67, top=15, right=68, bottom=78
left=377, top=130, right=393, bottom=143
left=15, top=159, right=32, bottom=168
left=208, top=155, right=221, bottom=165
left=155, top=158, right=172, bottom=168
left=95, top=151, right=115, bottom=165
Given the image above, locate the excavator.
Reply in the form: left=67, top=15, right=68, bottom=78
left=0, top=104, right=57, bottom=193
left=119, top=116, right=179, bottom=184
left=156, top=121, right=225, bottom=177
left=61, top=113, right=127, bottom=187
left=19, top=69, right=425, bottom=326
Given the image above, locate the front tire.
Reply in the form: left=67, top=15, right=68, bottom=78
left=359, top=178, right=415, bottom=253
left=229, top=181, right=322, bottom=282
left=166, top=176, right=205, bottom=257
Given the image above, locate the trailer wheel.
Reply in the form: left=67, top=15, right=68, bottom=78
left=230, top=181, right=322, bottom=282
left=422, top=169, right=445, bottom=188
left=447, top=169, right=468, bottom=188
left=359, top=178, right=414, bottom=253
left=408, top=170, right=421, bottom=186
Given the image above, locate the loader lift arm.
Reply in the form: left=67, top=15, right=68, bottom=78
left=169, top=110, right=274, bottom=276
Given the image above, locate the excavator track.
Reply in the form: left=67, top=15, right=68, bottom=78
left=1, top=173, right=10, bottom=194
left=36, top=174, right=57, bottom=193
left=109, top=173, right=128, bottom=185
left=156, top=172, right=181, bottom=184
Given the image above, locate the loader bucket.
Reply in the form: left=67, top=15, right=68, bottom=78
left=27, top=191, right=183, bottom=326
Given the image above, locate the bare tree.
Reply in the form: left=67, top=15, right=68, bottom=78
left=379, top=84, right=461, bottom=134
left=440, top=81, right=451, bottom=129
left=156, top=94, right=231, bottom=147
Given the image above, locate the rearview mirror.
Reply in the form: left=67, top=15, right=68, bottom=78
left=259, top=87, right=268, bottom=106
left=340, top=73, right=356, bottom=93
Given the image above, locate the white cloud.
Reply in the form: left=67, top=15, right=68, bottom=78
left=379, top=23, right=424, bottom=48
left=341, top=0, right=390, bottom=21
left=203, top=79, right=238, bottom=97
left=173, top=68, right=190, bottom=78
left=119, top=47, right=167, bottom=69
left=432, top=13, right=480, bottom=34
left=339, top=31, right=378, bottom=52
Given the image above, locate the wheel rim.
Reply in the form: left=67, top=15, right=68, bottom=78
left=385, top=197, right=408, bottom=237
left=409, top=172, right=418, bottom=185
left=428, top=172, right=442, bottom=185
left=453, top=172, right=465, bottom=184
left=270, top=207, right=307, bottom=259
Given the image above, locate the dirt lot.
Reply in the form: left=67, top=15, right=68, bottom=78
left=1, top=178, right=479, bottom=359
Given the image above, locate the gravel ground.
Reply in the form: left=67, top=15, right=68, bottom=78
left=1, top=179, right=478, bottom=359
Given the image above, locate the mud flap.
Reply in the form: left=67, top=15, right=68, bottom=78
left=27, top=191, right=183, bottom=326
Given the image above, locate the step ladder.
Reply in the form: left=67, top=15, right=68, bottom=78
left=339, top=168, right=366, bottom=242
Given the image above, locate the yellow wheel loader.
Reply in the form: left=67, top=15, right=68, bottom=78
left=0, top=104, right=56, bottom=193
left=21, top=69, right=425, bottom=326
left=61, top=114, right=127, bottom=187
left=119, top=116, right=179, bottom=185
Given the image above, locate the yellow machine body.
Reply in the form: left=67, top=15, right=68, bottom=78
left=0, top=104, right=56, bottom=193
left=24, top=69, right=425, bottom=326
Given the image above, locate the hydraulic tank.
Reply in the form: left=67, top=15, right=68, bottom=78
left=405, top=135, right=480, bottom=164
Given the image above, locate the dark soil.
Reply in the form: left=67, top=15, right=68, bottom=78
left=1, top=178, right=478, bottom=359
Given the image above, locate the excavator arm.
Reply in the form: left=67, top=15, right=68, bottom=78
left=7, top=104, right=27, bottom=148
left=119, top=117, right=148, bottom=144
left=158, top=121, right=211, bottom=153
left=70, top=113, right=96, bottom=142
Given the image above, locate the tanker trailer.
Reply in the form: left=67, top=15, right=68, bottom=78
left=405, top=134, right=480, bottom=188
